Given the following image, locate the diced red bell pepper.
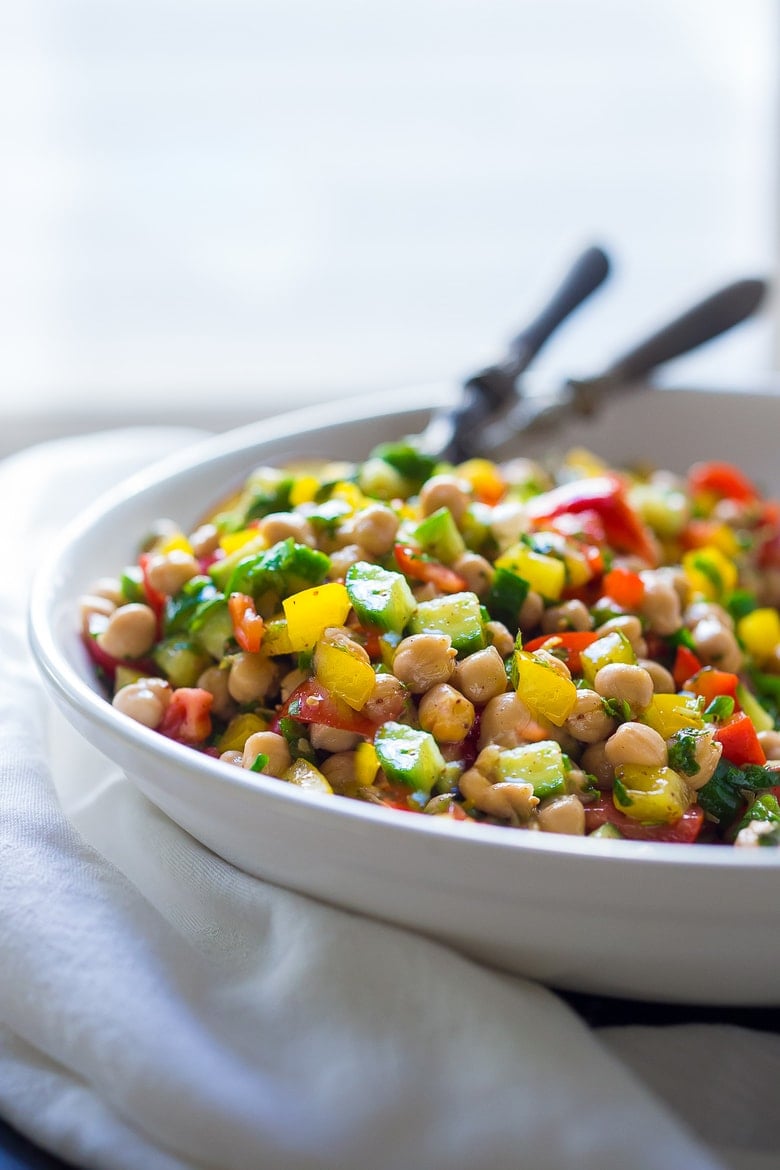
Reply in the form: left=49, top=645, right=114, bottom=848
left=526, top=475, right=658, bottom=565
left=393, top=544, right=468, bottom=594
left=682, top=666, right=740, bottom=706
left=584, top=798, right=705, bottom=843
left=603, top=566, right=645, bottom=610
left=272, top=677, right=379, bottom=739
left=687, top=460, right=758, bottom=504
left=672, top=645, right=702, bottom=689
left=228, top=592, right=265, bottom=654
left=159, top=687, right=213, bottom=745
left=522, top=631, right=602, bottom=675
left=138, top=553, right=167, bottom=626
left=714, top=712, right=766, bottom=766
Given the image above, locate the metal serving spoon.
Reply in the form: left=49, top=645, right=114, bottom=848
left=417, top=244, right=612, bottom=462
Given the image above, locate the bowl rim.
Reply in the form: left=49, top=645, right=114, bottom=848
left=29, top=382, right=780, bottom=874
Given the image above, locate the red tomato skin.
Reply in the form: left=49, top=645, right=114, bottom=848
left=584, top=798, right=705, bottom=843
left=159, top=688, right=213, bottom=745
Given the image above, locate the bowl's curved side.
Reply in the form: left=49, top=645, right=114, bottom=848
left=29, top=385, right=780, bottom=1004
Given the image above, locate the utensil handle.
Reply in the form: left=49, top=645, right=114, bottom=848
left=600, top=278, right=767, bottom=385
left=505, top=245, right=611, bottom=377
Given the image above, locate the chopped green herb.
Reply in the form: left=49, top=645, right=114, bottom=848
left=249, top=752, right=270, bottom=773
left=612, top=776, right=633, bottom=807
left=703, top=695, right=735, bottom=723
left=667, top=731, right=700, bottom=777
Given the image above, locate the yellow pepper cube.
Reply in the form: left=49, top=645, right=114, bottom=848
left=219, top=531, right=266, bottom=558
left=217, top=712, right=269, bottom=753
left=641, top=694, right=704, bottom=739
left=613, top=764, right=693, bottom=824
left=262, top=618, right=294, bottom=656
left=682, top=546, right=737, bottom=602
left=284, top=758, right=334, bottom=794
left=457, top=458, right=506, bottom=503
left=354, top=741, right=380, bottom=787
left=283, top=582, right=352, bottom=651
left=289, top=475, right=320, bottom=507
left=314, top=639, right=376, bottom=710
left=495, top=545, right=566, bottom=601
left=580, top=631, right=636, bottom=688
left=737, top=608, right=780, bottom=664
left=514, top=651, right=578, bottom=727
left=158, top=532, right=194, bottom=556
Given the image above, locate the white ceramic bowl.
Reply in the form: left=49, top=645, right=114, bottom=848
left=30, top=384, right=780, bottom=1005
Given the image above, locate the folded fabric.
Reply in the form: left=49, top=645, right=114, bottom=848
left=0, top=429, right=776, bottom=1170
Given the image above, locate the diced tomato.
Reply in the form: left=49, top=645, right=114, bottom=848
left=272, top=677, right=379, bottom=739
left=522, top=631, right=602, bottom=675
left=228, top=592, right=265, bottom=654
left=672, top=645, right=702, bottom=689
left=526, top=475, right=658, bottom=565
left=714, top=712, right=766, bottom=766
left=159, top=687, right=213, bottom=745
left=603, top=566, right=645, bottom=610
left=682, top=666, right=740, bottom=706
left=82, top=631, right=156, bottom=681
left=393, top=544, right=468, bottom=594
left=687, top=460, right=759, bottom=503
left=584, top=798, right=705, bottom=843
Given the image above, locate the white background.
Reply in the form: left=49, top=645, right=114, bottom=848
left=0, top=1, right=777, bottom=454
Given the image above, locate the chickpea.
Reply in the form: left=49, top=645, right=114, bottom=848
left=604, top=722, right=667, bottom=769
left=518, top=590, right=544, bottom=633
left=317, top=626, right=371, bottom=666
left=256, top=511, right=315, bottom=547
left=327, top=544, right=369, bottom=581
left=228, top=653, right=279, bottom=704
left=684, top=601, right=734, bottom=632
left=478, top=692, right=532, bottom=749
left=241, top=730, right=292, bottom=777
left=536, top=794, right=586, bottom=836
left=638, top=658, right=676, bottom=694
left=87, top=576, right=125, bottom=606
left=310, top=724, right=361, bottom=753
left=484, top=621, right=515, bottom=659
left=112, top=678, right=171, bottom=729
left=758, top=730, right=780, bottom=760
left=98, top=603, right=157, bottom=660
left=280, top=667, right=308, bottom=702
left=596, top=614, right=647, bottom=657
left=219, top=750, right=244, bottom=767
left=452, top=551, right=494, bottom=598
left=418, top=474, right=472, bottom=524
left=362, top=673, right=408, bottom=722
left=593, top=663, right=654, bottom=718
left=565, top=689, right=616, bottom=745
left=412, top=582, right=439, bottom=604
left=188, top=523, right=220, bottom=559
left=581, top=741, right=614, bottom=789
left=541, top=600, right=593, bottom=634
left=683, top=729, right=723, bottom=790
left=197, top=665, right=236, bottom=721
left=145, top=550, right=201, bottom=597
left=459, top=766, right=538, bottom=822
left=419, top=684, right=475, bottom=743
left=80, top=594, right=116, bottom=634
left=392, top=634, right=456, bottom=694
left=351, top=504, right=399, bottom=557
left=531, top=648, right=572, bottom=681
left=639, top=572, right=682, bottom=636
left=453, top=646, right=508, bottom=705
left=320, top=750, right=359, bottom=795
left=690, top=618, right=743, bottom=673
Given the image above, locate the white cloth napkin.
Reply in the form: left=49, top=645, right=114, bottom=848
left=1, top=429, right=779, bottom=1170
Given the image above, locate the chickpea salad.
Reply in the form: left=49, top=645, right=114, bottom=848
left=80, top=443, right=780, bottom=847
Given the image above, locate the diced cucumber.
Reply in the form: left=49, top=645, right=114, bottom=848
left=412, top=507, right=465, bottom=565
left=345, top=562, right=417, bottom=634
left=152, top=638, right=211, bottom=688
left=407, top=591, right=485, bottom=655
left=497, top=740, right=567, bottom=800
left=374, top=722, right=446, bottom=794
left=486, top=566, right=529, bottom=627
left=189, top=597, right=234, bottom=659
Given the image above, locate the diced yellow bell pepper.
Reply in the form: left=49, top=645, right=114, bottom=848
left=289, top=475, right=320, bottom=507
left=613, top=764, right=693, bottom=824
left=262, top=618, right=294, bottom=656
left=628, top=483, right=690, bottom=539
left=354, top=741, right=380, bottom=787
left=579, top=631, right=636, bottom=688
left=682, top=545, right=737, bottom=602
left=330, top=480, right=366, bottom=511
left=495, top=544, right=566, bottom=601
left=158, top=532, right=194, bottom=556
left=514, top=651, right=578, bottom=726
left=283, top=582, right=352, bottom=651
left=284, top=758, right=334, bottom=794
left=641, top=693, right=704, bottom=739
left=457, top=458, right=506, bottom=503
left=737, top=608, right=780, bottom=664
left=219, top=530, right=266, bottom=558
left=314, top=639, right=376, bottom=710
left=217, top=712, right=269, bottom=753
left=563, top=447, right=607, bottom=478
